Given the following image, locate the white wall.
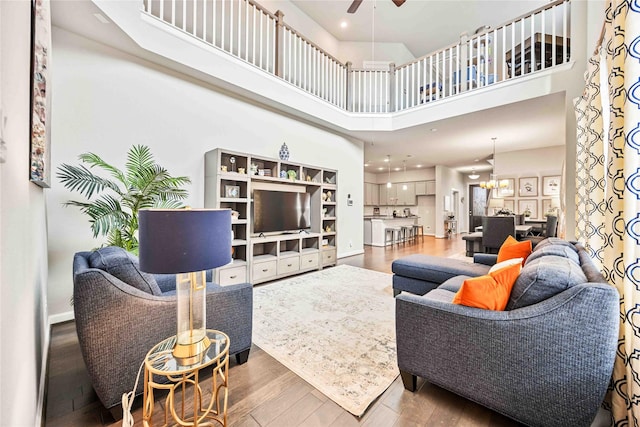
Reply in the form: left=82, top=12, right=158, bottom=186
left=47, top=27, right=364, bottom=320
left=0, top=1, right=49, bottom=424
left=338, top=42, right=415, bottom=67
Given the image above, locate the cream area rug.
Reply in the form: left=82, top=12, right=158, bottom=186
left=252, top=265, right=399, bottom=416
left=448, top=252, right=473, bottom=261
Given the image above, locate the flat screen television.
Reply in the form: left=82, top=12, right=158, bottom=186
left=252, top=190, right=311, bottom=234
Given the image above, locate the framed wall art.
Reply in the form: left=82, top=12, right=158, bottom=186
left=498, top=178, right=515, bottom=197
left=518, top=177, right=538, bottom=197
left=503, top=199, right=515, bottom=213
left=542, top=175, right=561, bottom=196
left=29, top=0, right=52, bottom=188
left=518, top=199, right=538, bottom=219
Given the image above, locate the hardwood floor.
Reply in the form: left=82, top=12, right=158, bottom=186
left=45, top=236, right=525, bottom=427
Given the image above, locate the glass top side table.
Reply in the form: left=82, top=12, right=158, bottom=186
left=143, top=330, right=229, bottom=427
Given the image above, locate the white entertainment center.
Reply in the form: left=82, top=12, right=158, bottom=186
left=204, top=148, right=338, bottom=285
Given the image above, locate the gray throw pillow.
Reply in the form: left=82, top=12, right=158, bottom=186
left=88, top=246, right=162, bottom=296
left=507, top=255, right=587, bottom=310
left=526, top=245, right=580, bottom=266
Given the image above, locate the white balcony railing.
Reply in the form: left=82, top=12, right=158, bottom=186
left=142, top=0, right=571, bottom=114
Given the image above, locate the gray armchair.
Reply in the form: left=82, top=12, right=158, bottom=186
left=481, top=215, right=516, bottom=253
left=72, top=247, right=253, bottom=416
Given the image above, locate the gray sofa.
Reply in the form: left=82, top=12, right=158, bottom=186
left=73, top=247, right=253, bottom=416
left=393, top=238, right=619, bottom=427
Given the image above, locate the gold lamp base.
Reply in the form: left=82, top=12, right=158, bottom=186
left=172, top=335, right=211, bottom=366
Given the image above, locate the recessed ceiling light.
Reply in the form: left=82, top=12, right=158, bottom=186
left=378, top=167, right=384, bottom=171
left=383, top=157, right=389, bottom=162
left=416, top=165, right=423, bottom=168
left=364, top=163, right=369, bottom=167
left=93, top=13, right=110, bottom=24
left=394, top=167, right=401, bottom=171
left=340, top=21, right=348, bottom=28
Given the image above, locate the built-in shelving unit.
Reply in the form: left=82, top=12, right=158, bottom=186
left=205, top=148, right=338, bottom=285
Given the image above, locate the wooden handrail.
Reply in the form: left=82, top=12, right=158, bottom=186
left=245, top=0, right=277, bottom=20
left=281, top=21, right=347, bottom=68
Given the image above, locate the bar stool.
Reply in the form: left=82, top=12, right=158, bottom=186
left=413, top=224, right=424, bottom=241
left=401, top=226, right=415, bottom=244
left=385, top=227, right=401, bottom=246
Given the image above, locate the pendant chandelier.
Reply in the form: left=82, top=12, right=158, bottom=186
left=480, top=137, right=509, bottom=190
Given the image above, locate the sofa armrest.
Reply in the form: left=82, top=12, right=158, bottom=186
left=395, top=283, right=618, bottom=427
left=473, top=253, right=497, bottom=266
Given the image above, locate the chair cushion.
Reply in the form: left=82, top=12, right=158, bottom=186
left=497, top=236, right=532, bottom=265
left=452, top=262, right=521, bottom=311
left=507, top=255, right=588, bottom=310
left=88, top=246, right=163, bottom=296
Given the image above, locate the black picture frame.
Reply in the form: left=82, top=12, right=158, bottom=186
left=29, top=0, right=52, bottom=188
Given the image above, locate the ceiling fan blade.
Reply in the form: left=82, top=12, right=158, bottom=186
left=392, top=0, right=406, bottom=6
left=347, top=0, right=363, bottom=13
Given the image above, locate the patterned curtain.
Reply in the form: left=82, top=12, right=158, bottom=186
left=575, top=1, right=640, bottom=423
left=574, top=54, right=606, bottom=266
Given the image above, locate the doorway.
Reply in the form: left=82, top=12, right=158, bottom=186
left=468, top=184, right=488, bottom=232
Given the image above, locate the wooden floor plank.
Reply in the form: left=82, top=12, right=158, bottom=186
left=298, top=398, right=344, bottom=427
left=264, top=392, right=324, bottom=427
left=248, top=378, right=313, bottom=425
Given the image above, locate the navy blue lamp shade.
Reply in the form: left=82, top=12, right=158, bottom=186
left=138, top=209, right=232, bottom=274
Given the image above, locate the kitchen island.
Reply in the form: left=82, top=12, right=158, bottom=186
left=364, top=215, right=419, bottom=246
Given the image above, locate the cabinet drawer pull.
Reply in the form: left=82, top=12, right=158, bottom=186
left=287, top=263, right=292, bottom=267
left=308, top=259, right=313, bottom=263
left=229, top=275, right=237, bottom=279
left=262, top=268, right=269, bottom=272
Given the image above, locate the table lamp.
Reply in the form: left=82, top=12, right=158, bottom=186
left=488, top=197, right=504, bottom=215
left=138, top=209, right=231, bottom=365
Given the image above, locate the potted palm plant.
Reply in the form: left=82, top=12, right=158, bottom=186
left=57, top=145, right=191, bottom=254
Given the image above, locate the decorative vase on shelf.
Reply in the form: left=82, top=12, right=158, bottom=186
left=279, top=143, right=290, bottom=161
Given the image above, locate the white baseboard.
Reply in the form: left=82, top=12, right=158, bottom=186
left=49, top=310, right=74, bottom=325
left=338, top=249, right=365, bottom=258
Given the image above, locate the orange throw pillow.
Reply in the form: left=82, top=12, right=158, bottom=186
left=497, top=235, right=532, bottom=265
left=452, top=262, right=522, bottom=310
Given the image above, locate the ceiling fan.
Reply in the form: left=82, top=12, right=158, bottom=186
left=347, top=0, right=406, bottom=14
